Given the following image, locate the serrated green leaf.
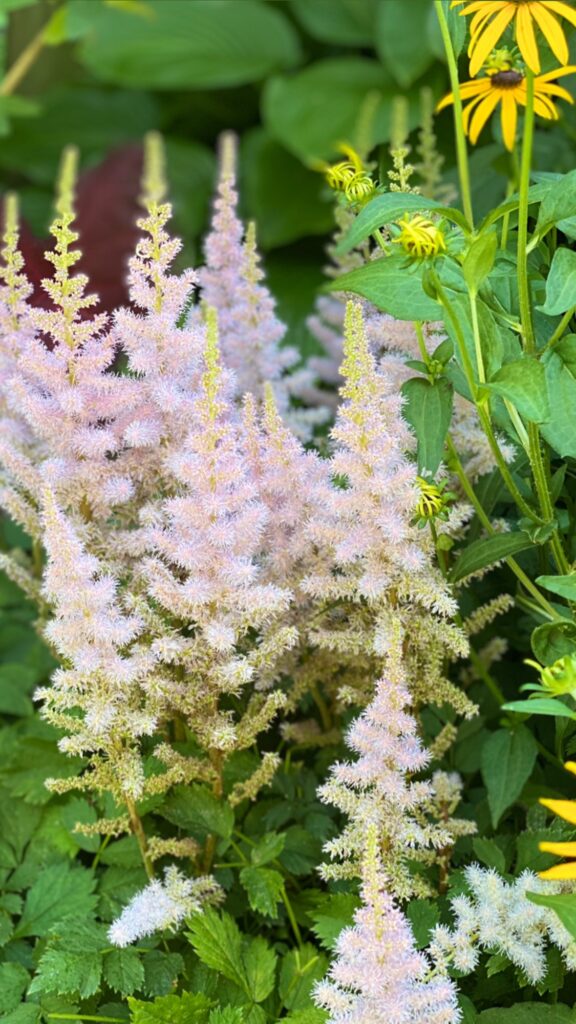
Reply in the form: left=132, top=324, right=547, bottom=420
left=279, top=944, right=328, bottom=1011
left=450, top=532, right=533, bottom=583
left=240, top=866, right=284, bottom=917
left=128, top=991, right=213, bottom=1024
left=0, top=962, right=30, bottom=1013
left=208, top=1010, right=245, bottom=1024
left=242, top=935, right=277, bottom=1003
left=308, top=893, right=360, bottom=951
left=401, top=377, right=453, bottom=475
left=142, top=950, right=184, bottom=997
left=186, top=910, right=249, bottom=994
left=250, top=831, right=286, bottom=866
left=480, top=727, right=538, bottom=826
left=160, top=784, right=233, bottom=840
left=14, top=863, right=98, bottom=938
left=28, top=918, right=106, bottom=999
left=104, top=948, right=145, bottom=997
left=405, top=899, right=441, bottom=949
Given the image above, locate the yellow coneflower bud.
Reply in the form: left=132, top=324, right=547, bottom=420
left=320, top=143, right=376, bottom=206
left=415, top=477, right=447, bottom=520
left=525, top=653, right=576, bottom=697
left=344, top=174, right=376, bottom=204
left=394, top=215, right=447, bottom=259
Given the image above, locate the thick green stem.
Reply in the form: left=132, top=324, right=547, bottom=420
left=517, top=70, right=536, bottom=354
left=434, top=0, right=474, bottom=227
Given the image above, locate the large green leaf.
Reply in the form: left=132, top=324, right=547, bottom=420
left=486, top=356, right=550, bottom=423
left=14, top=863, right=98, bottom=938
left=291, top=0, right=376, bottom=45
left=539, top=248, right=576, bottom=316
left=376, top=0, right=436, bottom=86
left=540, top=343, right=576, bottom=457
left=503, top=698, right=576, bottom=720
left=535, top=169, right=576, bottom=239
left=336, top=192, right=441, bottom=254
left=480, top=726, right=538, bottom=827
left=187, top=910, right=277, bottom=1003
left=327, top=253, right=442, bottom=320
left=449, top=532, right=533, bottom=583
left=401, top=377, right=453, bottom=475
left=239, top=866, right=284, bottom=918
left=75, top=0, right=301, bottom=88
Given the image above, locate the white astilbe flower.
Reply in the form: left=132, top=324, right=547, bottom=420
left=429, top=866, right=576, bottom=984
left=109, top=867, right=223, bottom=947
left=315, top=827, right=461, bottom=1024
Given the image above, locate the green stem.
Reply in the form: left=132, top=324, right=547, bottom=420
left=517, top=70, right=536, bottom=354
left=446, top=436, right=560, bottom=620
left=543, top=306, right=575, bottom=352
left=469, top=291, right=485, bottom=384
left=281, top=885, right=303, bottom=948
left=527, top=421, right=570, bottom=573
left=125, top=795, right=154, bottom=880
left=468, top=644, right=505, bottom=705
left=0, top=21, right=47, bottom=97
left=434, top=0, right=474, bottom=227
left=435, top=277, right=540, bottom=522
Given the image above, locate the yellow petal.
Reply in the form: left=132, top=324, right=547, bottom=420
left=565, top=760, right=576, bottom=775
left=545, top=1, right=576, bottom=30
left=516, top=5, right=541, bottom=73
left=458, top=1, right=505, bottom=13
left=537, top=64, right=576, bottom=82
left=532, top=3, right=569, bottom=65
left=533, top=94, right=559, bottom=118
left=539, top=862, right=576, bottom=880
left=436, top=78, right=489, bottom=113
left=468, top=6, right=516, bottom=76
left=500, top=91, right=518, bottom=151
left=540, top=797, right=576, bottom=825
left=537, top=81, right=574, bottom=102
left=540, top=841, right=576, bottom=856
left=462, top=92, right=492, bottom=134
left=469, top=89, right=501, bottom=143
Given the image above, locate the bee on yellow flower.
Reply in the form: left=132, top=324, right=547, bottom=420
left=452, top=0, right=576, bottom=75
left=437, top=48, right=576, bottom=150
left=539, top=761, right=576, bottom=880
left=393, top=214, right=447, bottom=259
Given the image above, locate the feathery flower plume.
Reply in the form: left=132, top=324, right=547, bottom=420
left=109, top=867, right=223, bottom=947
left=315, top=825, right=461, bottom=1024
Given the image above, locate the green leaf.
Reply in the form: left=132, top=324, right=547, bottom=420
left=405, top=900, right=440, bottom=949
left=503, top=698, right=576, bottom=720
left=462, top=232, right=498, bottom=292
left=536, top=169, right=576, bottom=239
left=14, top=863, right=98, bottom=938
left=104, top=948, right=145, bottom=997
left=539, top=248, right=576, bottom=316
left=336, top=192, right=441, bottom=254
left=279, top=826, right=322, bottom=876
left=128, top=992, right=213, bottom=1024
left=0, top=962, right=30, bottom=1013
left=291, top=0, right=375, bottom=45
left=479, top=1003, right=576, bottom=1023
left=187, top=910, right=276, bottom=1003
left=279, top=944, right=329, bottom=1012
left=209, top=1010, right=245, bottom=1024
left=0, top=663, right=36, bottom=716
left=537, top=574, right=576, bottom=600
left=240, top=866, right=284, bottom=917
left=480, top=726, right=538, bottom=826
left=376, top=0, right=435, bottom=87
left=540, top=345, right=576, bottom=457
left=250, top=831, right=286, bottom=866
left=449, top=532, right=533, bottom=583
left=142, top=951, right=185, bottom=997
left=401, top=377, right=453, bottom=475
left=30, top=920, right=106, bottom=999
left=160, top=784, right=233, bottom=840
left=308, top=893, right=360, bottom=951
left=486, top=356, right=550, bottom=423
left=75, top=0, right=301, bottom=88
left=241, top=129, right=333, bottom=249
left=472, top=837, right=506, bottom=873
left=0, top=1006, right=41, bottom=1024
left=282, top=1012, right=328, bottom=1024
left=526, top=891, right=576, bottom=939
left=327, top=253, right=442, bottom=321
left=532, top=621, right=576, bottom=665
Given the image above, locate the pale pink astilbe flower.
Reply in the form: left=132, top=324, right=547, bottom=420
left=37, top=489, right=157, bottom=800
left=109, top=866, right=222, bottom=947
left=315, top=826, right=461, bottom=1024
left=318, top=619, right=451, bottom=896
left=141, top=309, right=292, bottom=749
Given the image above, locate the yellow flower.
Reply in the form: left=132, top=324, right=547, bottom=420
left=393, top=215, right=447, bottom=259
left=539, top=761, right=576, bottom=880
left=452, top=1, right=576, bottom=75
left=437, top=61, right=576, bottom=150
left=318, top=143, right=376, bottom=205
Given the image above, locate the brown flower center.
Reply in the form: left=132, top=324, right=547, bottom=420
left=491, top=69, right=524, bottom=87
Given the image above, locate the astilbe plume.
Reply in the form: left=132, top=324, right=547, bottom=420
left=108, top=867, right=223, bottom=947
left=315, top=826, right=461, bottom=1024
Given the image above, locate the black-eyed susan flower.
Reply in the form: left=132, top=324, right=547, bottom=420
left=452, top=0, right=576, bottom=75
left=413, top=478, right=455, bottom=527
left=539, top=761, right=576, bottom=880
left=437, top=50, right=576, bottom=150
left=393, top=214, right=447, bottom=259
